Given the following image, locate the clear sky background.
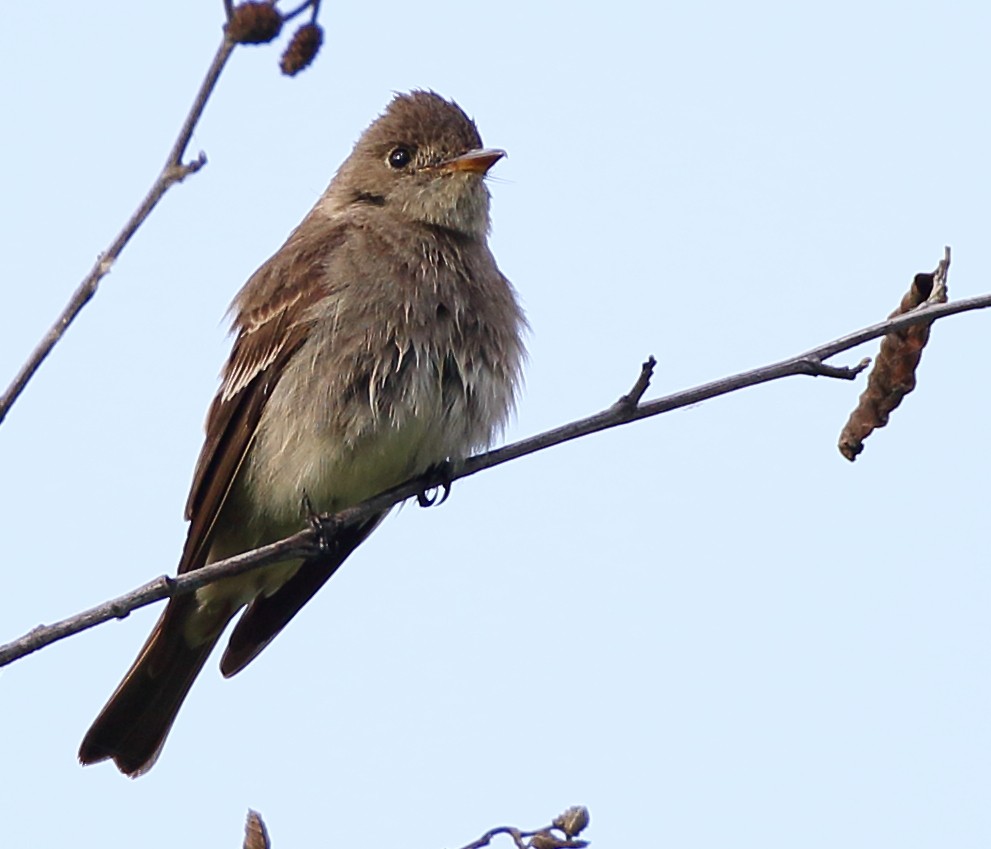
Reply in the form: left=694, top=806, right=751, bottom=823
left=1, top=2, right=989, bottom=847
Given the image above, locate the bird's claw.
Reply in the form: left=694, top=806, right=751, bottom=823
left=301, top=491, right=333, bottom=552
left=417, top=461, right=453, bottom=508
left=417, top=481, right=451, bottom=507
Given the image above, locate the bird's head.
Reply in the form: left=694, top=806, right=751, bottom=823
left=326, top=90, right=504, bottom=238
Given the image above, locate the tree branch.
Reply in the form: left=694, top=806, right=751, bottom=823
left=0, top=35, right=236, bottom=428
left=457, top=805, right=590, bottom=849
left=2, top=286, right=987, bottom=668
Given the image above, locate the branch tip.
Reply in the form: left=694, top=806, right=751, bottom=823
left=930, top=245, right=951, bottom=304
left=803, top=356, right=872, bottom=380
left=616, top=355, right=656, bottom=410
left=184, top=151, right=208, bottom=175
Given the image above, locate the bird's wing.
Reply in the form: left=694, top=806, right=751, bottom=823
left=178, top=223, right=344, bottom=575
left=218, top=512, right=387, bottom=677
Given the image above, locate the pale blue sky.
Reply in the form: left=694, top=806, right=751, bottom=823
left=2, top=2, right=989, bottom=847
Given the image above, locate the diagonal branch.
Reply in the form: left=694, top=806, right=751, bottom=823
left=2, top=288, right=988, bottom=668
left=0, top=35, right=236, bottom=428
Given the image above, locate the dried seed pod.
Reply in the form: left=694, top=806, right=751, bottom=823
left=553, top=806, right=591, bottom=838
left=838, top=270, right=945, bottom=461
left=281, top=23, right=324, bottom=76
left=243, top=810, right=271, bottom=849
left=226, top=2, right=283, bottom=44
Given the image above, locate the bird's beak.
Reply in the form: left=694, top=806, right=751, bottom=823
left=438, top=148, right=506, bottom=174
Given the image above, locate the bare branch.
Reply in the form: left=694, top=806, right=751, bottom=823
left=1, top=0, right=331, bottom=428
left=2, top=285, right=988, bottom=667
left=0, top=36, right=235, bottom=428
left=0, top=533, right=316, bottom=666
left=282, top=0, right=321, bottom=23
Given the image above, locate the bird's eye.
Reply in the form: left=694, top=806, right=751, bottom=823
left=388, top=147, right=413, bottom=169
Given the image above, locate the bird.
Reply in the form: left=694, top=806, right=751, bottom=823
left=78, top=90, right=526, bottom=776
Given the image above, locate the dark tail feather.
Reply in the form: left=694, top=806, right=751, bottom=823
left=79, top=601, right=222, bottom=777
left=220, top=515, right=384, bottom=677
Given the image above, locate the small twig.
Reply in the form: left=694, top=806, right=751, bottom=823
left=281, top=0, right=319, bottom=22
left=2, top=287, right=988, bottom=667
left=461, top=825, right=528, bottom=849
left=930, top=245, right=951, bottom=303
left=457, top=806, right=590, bottom=849
left=615, top=355, right=657, bottom=410
left=797, top=356, right=872, bottom=380
left=0, top=36, right=236, bottom=428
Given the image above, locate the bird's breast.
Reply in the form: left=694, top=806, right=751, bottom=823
left=243, top=317, right=516, bottom=528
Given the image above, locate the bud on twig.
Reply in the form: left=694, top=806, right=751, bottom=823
left=553, top=806, right=590, bottom=838
left=243, top=810, right=271, bottom=849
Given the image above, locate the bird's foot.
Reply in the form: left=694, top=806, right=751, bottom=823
left=301, top=491, right=336, bottom=552
left=417, top=460, right=454, bottom=508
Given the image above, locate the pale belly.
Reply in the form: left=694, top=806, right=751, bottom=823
left=189, top=410, right=456, bottom=633
left=189, top=327, right=513, bottom=632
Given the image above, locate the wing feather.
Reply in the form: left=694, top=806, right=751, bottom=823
left=178, top=219, right=346, bottom=575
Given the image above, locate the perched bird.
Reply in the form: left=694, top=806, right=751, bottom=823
left=79, top=91, right=526, bottom=776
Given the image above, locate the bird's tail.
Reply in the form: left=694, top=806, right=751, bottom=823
left=78, top=599, right=222, bottom=777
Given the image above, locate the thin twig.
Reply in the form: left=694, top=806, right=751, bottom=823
left=0, top=36, right=236, bottom=428
left=457, top=806, right=590, bottom=849
left=460, top=825, right=529, bottom=849
left=615, top=356, right=657, bottom=410
left=2, top=291, right=988, bottom=667
left=930, top=246, right=951, bottom=303
left=281, top=0, right=319, bottom=23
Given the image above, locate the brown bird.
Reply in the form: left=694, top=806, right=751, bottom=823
left=79, top=91, right=526, bottom=776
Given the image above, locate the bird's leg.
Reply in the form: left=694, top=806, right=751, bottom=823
left=417, top=459, right=454, bottom=508
left=301, top=491, right=337, bottom=552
